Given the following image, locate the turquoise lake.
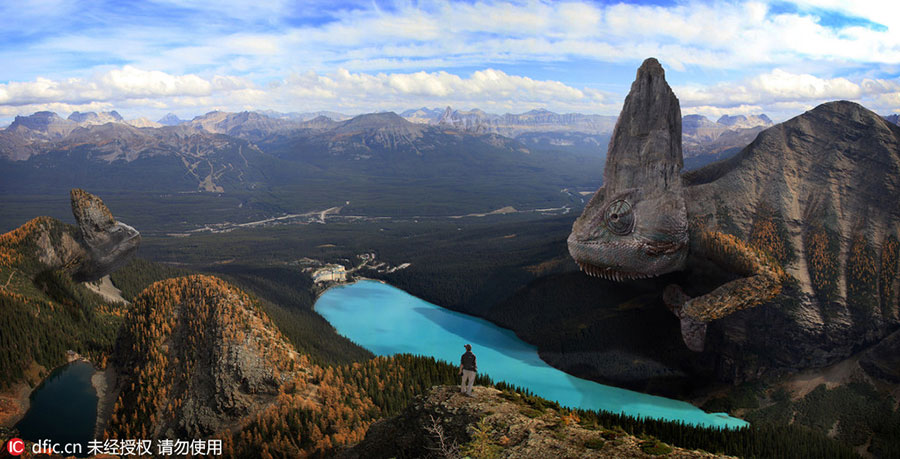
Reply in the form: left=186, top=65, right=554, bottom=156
left=315, top=280, right=748, bottom=429
left=15, top=360, right=98, bottom=450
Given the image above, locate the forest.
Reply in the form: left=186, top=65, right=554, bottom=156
left=2, top=203, right=896, bottom=457
left=0, top=217, right=126, bottom=389
left=102, top=257, right=865, bottom=458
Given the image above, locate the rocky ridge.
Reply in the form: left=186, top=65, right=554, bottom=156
left=68, top=110, right=124, bottom=126
left=435, top=106, right=617, bottom=137
left=340, top=385, right=728, bottom=458
left=0, top=190, right=138, bottom=429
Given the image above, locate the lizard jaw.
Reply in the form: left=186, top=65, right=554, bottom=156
left=576, top=261, right=655, bottom=282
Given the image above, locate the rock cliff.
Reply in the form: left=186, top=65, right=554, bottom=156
left=70, top=189, right=141, bottom=281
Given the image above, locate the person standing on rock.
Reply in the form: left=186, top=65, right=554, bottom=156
left=459, top=344, right=477, bottom=396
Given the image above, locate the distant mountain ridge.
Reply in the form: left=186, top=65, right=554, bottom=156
left=681, top=112, right=773, bottom=159
left=432, top=106, right=618, bottom=137
left=157, top=112, right=184, bottom=126
left=68, top=110, right=124, bottom=125
left=0, top=106, right=779, bottom=203
left=2, top=107, right=780, bottom=162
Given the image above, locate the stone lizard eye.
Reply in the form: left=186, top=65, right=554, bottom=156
left=604, top=200, right=634, bottom=235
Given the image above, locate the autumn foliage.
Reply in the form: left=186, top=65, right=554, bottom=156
left=880, top=235, right=899, bottom=318
left=846, top=234, right=878, bottom=314
left=0, top=217, right=124, bottom=388
left=749, top=211, right=796, bottom=267
left=805, top=225, right=840, bottom=304
left=105, top=275, right=469, bottom=457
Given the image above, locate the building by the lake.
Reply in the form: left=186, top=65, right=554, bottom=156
left=312, top=264, right=347, bottom=284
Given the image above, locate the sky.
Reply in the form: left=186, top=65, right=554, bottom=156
left=0, top=0, right=899, bottom=124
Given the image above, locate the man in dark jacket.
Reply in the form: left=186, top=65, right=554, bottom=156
left=459, top=344, right=477, bottom=396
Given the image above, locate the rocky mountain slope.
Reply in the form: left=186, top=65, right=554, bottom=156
left=126, top=117, right=163, bottom=128
left=684, top=100, right=900, bottom=380
left=186, top=110, right=300, bottom=141
left=103, top=274, right=305, bottom=438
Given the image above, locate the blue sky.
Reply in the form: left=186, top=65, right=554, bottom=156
left=0, top=0, right=898, bottom=123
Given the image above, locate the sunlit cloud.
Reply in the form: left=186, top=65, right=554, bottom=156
left=0, top=66, right=612, bottom=120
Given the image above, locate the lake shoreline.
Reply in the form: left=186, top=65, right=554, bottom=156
left=12, top=360, right=100, bottom=448
left=0, top=380, right=33, bottom=428
left=1, top=354, right=108, bottom=434
left=315, top=279, right=748, bottom=429
left=1, top=355, right=89, bottom=429
left=91, top=365, right=118, bottom=439
left=312, top=277, right=742, bottom=426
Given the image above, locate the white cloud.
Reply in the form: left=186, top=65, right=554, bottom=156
left=676, top=69, right=900, bottom=120
left=1, top=1, right=899, bottom=123
left=272, top=68, right=606, bottom=113
left=0, top=66, right=611, bottom=120
left=677, top=69, right=898, bottom=105
left=5, top=0, right=896, bottom=82
left=0, top=67, right=255, bottom=107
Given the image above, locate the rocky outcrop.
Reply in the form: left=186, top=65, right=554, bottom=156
left=0, top=189, right=139, bottom=283
left=105, top=275, right=303, bottom=438
left=604, top=58, right=683, bottom=194
left=70, top=189, right=140, bottom=282
left=340, top=385, right=725, bottom=458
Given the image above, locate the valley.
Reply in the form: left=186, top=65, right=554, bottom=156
left=1, top=68, right=898, bottom=459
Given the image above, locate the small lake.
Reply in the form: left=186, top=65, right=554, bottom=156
left=15, top=361, right=98, bottom=450
left=316, top=280, right=747, bottom=429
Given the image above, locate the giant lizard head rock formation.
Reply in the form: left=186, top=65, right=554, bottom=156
left=568, top=58, right=689, bottom=281
left=569, top=57, right=900, bottom=363
left=0, top=189, right=141, bottom=283
left=569, top=58, right=785, bottom=352
left=69, top=188, right=141, bottom=281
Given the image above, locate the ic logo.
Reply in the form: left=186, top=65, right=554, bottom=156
left=6, top=438, right=25, bottom=456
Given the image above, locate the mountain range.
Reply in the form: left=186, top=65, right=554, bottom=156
left=0, top=105, right=892, bottom=231
left=0, top=106, right=778, bottom=162
left=681, top=113, right=773, bottom=158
